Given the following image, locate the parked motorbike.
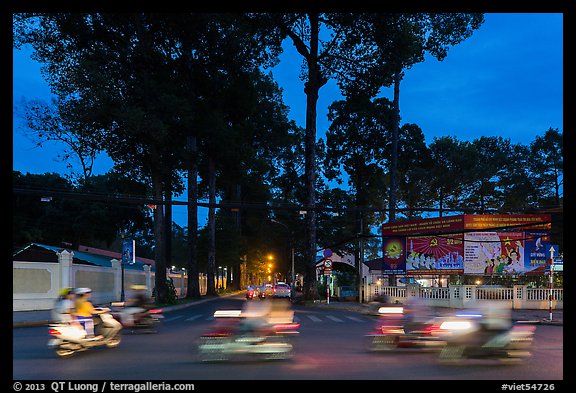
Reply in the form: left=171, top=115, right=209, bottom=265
left=365, top=305, right=447, bottom=352
left=110, top=302, right=164, bottom=333
left=436, top=310, right=536, bottom=364
left=196, top=309, right=300, bottom=362
left=47, top=307, right=122, bottom=358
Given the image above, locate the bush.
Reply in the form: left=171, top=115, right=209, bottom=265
left=152, top=278, right=178, bottom=305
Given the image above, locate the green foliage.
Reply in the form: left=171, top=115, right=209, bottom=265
left=333, top=271, right=357, bottom=287
left=154, top=278, right=177, bottom=305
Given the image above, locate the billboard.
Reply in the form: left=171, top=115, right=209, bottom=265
left=122, top=239, right=135, bottom=265
left=462, top=214, right=551, bottom=231
left=382, top=214, right=551, bottom=236
left=382, top=237, right=406, bottom=275
left=523, top=232, right=551, bottom=275
left=464, top=232, right=525, bottom=275
left=405, top=234, right=464, bottom=275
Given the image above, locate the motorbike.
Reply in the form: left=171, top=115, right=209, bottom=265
left=196, top=310, right=300, bottom=362
left=436, top=310, right=536, bottom=364
left=365, top=305, right=447, bottom=352
left=47, top=307, right=122, bottom=358
left=110, top=302, right=164, bottom=333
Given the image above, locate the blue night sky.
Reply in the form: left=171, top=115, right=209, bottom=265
left=12, top=13, right=564, bottom=227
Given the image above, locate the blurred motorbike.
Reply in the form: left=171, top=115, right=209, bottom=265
left=48, top=307, right=122, bottom=357
left=365, top=305, right=446, bottom=352
left=436, top=310, right=536, bottom=364
left=196, top=308, right=299, bottom=362
left=110, top=302, right=164, bottom=333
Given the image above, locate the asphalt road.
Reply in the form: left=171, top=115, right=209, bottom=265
left=13, top=294, right=564, bottom=384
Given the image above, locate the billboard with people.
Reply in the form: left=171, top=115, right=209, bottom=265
left=381, top=214, right=552, bottom=276
left=463, top=232, right=524, bottom=275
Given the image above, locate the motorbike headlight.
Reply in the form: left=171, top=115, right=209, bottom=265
left=439, top=320, right=474, bottom=331
left=378, top=306, right=404, bottom=314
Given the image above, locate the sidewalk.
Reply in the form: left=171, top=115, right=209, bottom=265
left=13, top=295, right=563, bottom=328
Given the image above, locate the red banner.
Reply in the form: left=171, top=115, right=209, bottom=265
left=382, top=214, right=551, bottom=236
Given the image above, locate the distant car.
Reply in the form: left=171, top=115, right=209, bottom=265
left=245, top=285, right=260, bottom=300
left=272, top=283, right=291, bottom=298
left=260, top=284, right=274, bottom=299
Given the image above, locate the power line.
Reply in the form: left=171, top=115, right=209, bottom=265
left=13, top=186, right=562, bottom=215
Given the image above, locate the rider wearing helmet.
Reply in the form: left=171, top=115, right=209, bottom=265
left=52, top=287, right=77, bottom=324
left=74, top=288, right=107, bottom=338
left=121, top=285, right=151, bottom=327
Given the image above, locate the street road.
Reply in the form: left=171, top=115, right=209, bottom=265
left=13, top=294, right=563, bottom=383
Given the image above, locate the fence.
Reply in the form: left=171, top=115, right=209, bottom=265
left=364, top=282, right=563, bottom=310
left=13, top=249, right=208, bottom=311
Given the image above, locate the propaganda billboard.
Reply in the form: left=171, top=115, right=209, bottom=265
left=464, top=232, right=525, bottom=275
left=523, top=232, right=551, bottom=275
left=382, top=214, right=551, bottom=236
left=405, top=234, right=464, bottom=275
left=382, top=237, right=406, bottom=275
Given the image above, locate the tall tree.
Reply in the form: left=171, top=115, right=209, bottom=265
left=340, top=13, right=485, bottom=221
left=274, top=13, right=381, bottom=300
left=14, top=13, right=191, bottom=303
left=529, top=128, right=563, bottom=207
left=428, top=136, right=475, bottom=216
left=465, top=136, right=511, bottom=212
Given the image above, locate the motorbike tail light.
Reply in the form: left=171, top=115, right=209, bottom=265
left=381, top=327, right=404, bottom=334
left=49, top=328, right=61, bottom=336
left=274, top=322, right=300, bottom=331
left=424, top=324, right=443, bottom=335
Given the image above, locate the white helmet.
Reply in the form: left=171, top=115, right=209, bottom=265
left=74, top=287, right=92, bottom=295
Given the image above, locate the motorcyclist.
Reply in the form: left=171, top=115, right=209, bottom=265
left=238, top=299, right=273, bottom=338
left=120, top=285, right=152, bottom=327
left=477, top=301, right=512, bottom=348
left=402, top=296, right=434, bottom=332
left=51, top=287, right=78, bottom=325
left=74, top=287, right=108, bottom=338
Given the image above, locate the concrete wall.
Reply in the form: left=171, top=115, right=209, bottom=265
left=13, top=250, right=208, bottom=311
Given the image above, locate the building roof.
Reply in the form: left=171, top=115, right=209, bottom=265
left=364, top=258, right=383, bottom=271
left=13, top=243, right=154, bottom=271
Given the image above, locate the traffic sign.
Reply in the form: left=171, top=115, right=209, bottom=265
left=324, top=259, right=332, bottom=268
left=324, top=267, right=332, bottom=276
left=323, top=248, right=333, bottom=258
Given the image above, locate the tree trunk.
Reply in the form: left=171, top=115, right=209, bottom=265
left=165, top=186, right=172, bottom=271
left=186, top=135, right=201, bottom=298
left=389, top=71, right=401, bottom=223
left=302, top=14, right=322, bottom=301
left=206, top=156, right=217, bottom=296
left=152, top=171, right=167, bottom=304
left=388, top=71, right=402, bottom=289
